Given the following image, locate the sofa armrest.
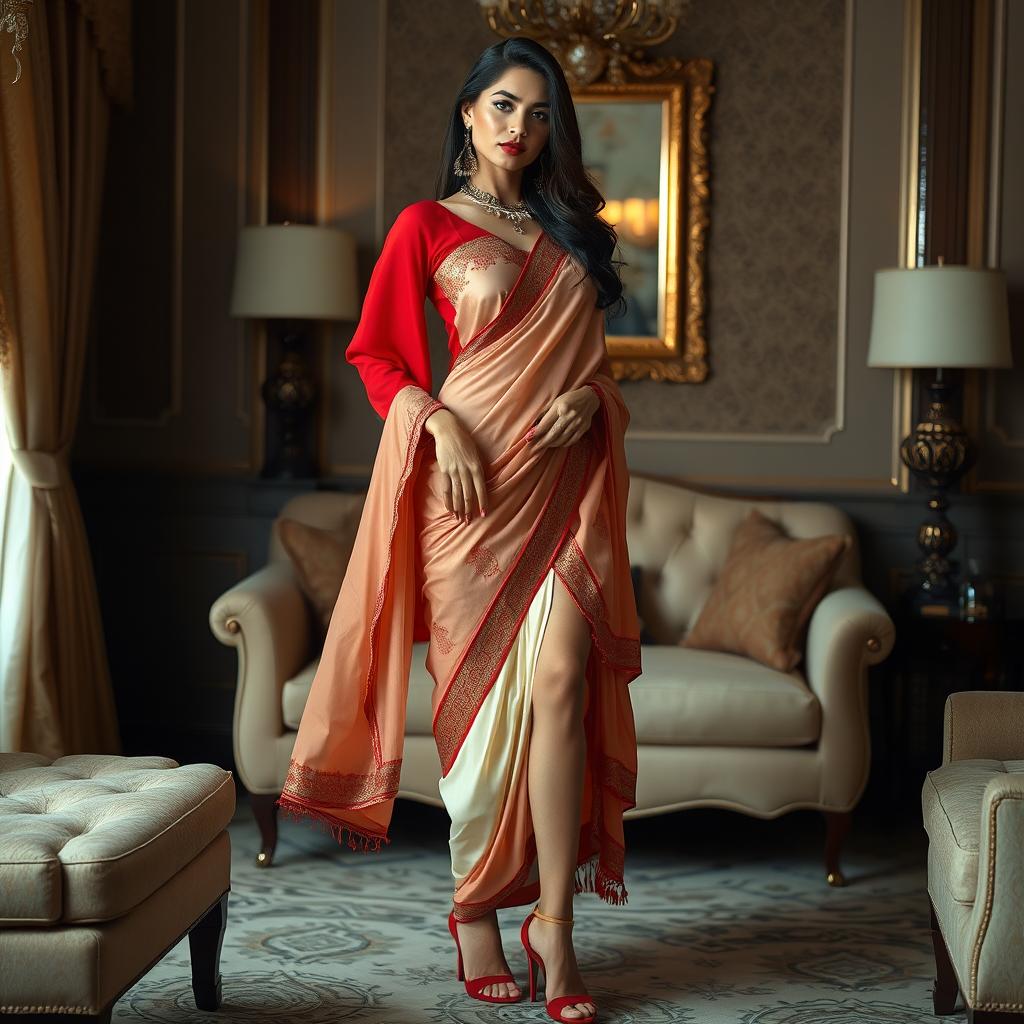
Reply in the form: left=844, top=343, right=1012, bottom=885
left=942, top=690, right=1024, bottom=765
left=964, top=770, right=1024, bottom=1008
left=209, top=562, right=312, bottom=794
left=804, top=586, right=895, bottom=806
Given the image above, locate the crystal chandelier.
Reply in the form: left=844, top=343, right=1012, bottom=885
left=475, top=0, right=693, bottom=86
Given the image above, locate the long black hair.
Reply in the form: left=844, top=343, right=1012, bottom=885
left=434, top=37, right=626, bottom=317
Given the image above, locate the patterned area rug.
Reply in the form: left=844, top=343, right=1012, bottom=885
left=113, top=795, right=962, bottom=1023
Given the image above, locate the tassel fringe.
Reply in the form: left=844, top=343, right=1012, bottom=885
left=275, top=797, right=390, bottom=853
left=572, top=853, right=628, bottom=907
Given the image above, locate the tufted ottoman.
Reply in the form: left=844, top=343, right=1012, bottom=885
left=0, top=753, right=235, bottom=1022
left=922, top=691, right=1024, bottom=1023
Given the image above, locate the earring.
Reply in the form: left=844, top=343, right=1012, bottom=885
left=453, top=124, right=478, bottom=177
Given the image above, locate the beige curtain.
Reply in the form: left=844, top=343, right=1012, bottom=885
left=0, top=0, right=132, bottom=755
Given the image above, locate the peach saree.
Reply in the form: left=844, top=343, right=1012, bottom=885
left=277, top=229, right=643, bottom=922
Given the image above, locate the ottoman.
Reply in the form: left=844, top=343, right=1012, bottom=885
left=922, top=691, right=1024, bottom=1023
left=0, top=753, right=235, bottom=1022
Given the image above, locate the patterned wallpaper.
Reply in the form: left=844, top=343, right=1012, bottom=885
left=384, top=0, right=846, bottom=437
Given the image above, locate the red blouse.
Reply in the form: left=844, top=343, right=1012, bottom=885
left=345, top=200, right=540, bottom=421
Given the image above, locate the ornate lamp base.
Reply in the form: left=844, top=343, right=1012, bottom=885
left=900, top=376, right=975, bottom=613
left=261, top=327, right=316, bottom=479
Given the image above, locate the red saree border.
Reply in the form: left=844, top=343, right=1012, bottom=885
left=277, top=797, right=390, bottom=852
left=601, top=753, right=638, bottom=806
left=433, top=434, right=593, bottom=775
left=552, top=537, right=642, bottom=676
left=280, top=759, right=402, bottom=810
left=452, top=233, right=567, bottom=368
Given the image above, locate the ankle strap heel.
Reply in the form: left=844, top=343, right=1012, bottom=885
left=531, top=904, right=574, bottom=927
left=520, top=905, right=596, bottom=1022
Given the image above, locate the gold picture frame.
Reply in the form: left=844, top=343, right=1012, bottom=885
left=572, top=60, right=713, bottom=383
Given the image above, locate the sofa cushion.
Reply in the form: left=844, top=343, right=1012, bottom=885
left=0, top=753, right=234, bottom=925
left=682, top=509, right=849, bottom=671
left=627, top=646, right=820, bottom=746
left=921, top=758, right=1024, bottom=905
left=277, top=515, right=359, bottom=636
left=284, top=644, right=820, bottom=747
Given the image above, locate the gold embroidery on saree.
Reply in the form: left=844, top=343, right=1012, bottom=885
left=431, top=619, right=455, bottom=655
left=282, top=757, right=402, bottom=808
left=433, top=237, right=528, bottom=306
left=553, top=538, right=641, bottom=672
left=453, top=235, right=567, bottom=367
left=434, top=436, right=593, bottom=773
left=465, top=542, right=500, bottom=579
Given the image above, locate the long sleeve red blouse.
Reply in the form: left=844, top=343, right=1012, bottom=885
left=344, top=200, right=607, bottom=421
left=344, top=201, right=464, bottom=421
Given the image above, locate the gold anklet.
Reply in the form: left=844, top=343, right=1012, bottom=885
left=533, top=904, right=574, bottom=926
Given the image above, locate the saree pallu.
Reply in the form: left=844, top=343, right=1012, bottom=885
left=277, top=233, right=643, bottom=921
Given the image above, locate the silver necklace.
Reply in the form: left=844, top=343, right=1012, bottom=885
left=459, top=181, right=533, bottom=234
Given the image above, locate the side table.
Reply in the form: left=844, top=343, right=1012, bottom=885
left=871, top=613, right=1023, bottom=816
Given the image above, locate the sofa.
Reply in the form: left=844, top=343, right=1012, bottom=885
left=209, top=473, right=894, bottom=884
left=923, top=690, right=1024, bottom=1023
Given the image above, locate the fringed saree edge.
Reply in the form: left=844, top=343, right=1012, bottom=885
left=276, top=795, right=391, bottom=853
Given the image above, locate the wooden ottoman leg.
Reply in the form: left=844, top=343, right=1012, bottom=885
left=823, top=810, right=850, bottom=886
left=251, top=793, right=279, bottom=867
left=189, top=891, right=228, bottom=1011
left=929, top=895, right=961, bottom=1015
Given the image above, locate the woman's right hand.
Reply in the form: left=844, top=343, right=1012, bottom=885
left=424, top=409, right=488, bottom=523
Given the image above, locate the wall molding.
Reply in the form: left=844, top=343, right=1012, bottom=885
left=623, top=0, right=854, bottom=446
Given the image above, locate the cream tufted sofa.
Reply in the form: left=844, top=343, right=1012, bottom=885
left=923, top=691, right=1024, bottom=1023
left=0, top=753, right=234, bottom=1021
left=209, top=473, right=894, bottom=884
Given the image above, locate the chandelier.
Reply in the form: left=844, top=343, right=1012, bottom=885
left=475, top=0, right=694, bottom=86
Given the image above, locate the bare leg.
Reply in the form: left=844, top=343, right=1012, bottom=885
left=526, top=575, right=595, bottom=1020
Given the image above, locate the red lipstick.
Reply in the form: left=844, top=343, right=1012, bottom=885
left=500, top=143, right=525, bottom=155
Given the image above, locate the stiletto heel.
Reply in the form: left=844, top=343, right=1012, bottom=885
left=447, top=910, right=523, bottom=1004
left=519, top=905, right=598, bottom=1023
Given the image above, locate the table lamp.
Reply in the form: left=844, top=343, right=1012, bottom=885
left=230, top=222, right=359, bottom=478
left=867, top=261, right=1013, bottom=612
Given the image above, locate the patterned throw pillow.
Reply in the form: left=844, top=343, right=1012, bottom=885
left=277, top=517, right=357, bottom=634
left=681, top=509, right=850, bottom=672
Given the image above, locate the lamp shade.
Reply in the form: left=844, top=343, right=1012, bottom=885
left=866, top=265, right=1012, bottom=369
left=229, top=223, right=359, bottom=320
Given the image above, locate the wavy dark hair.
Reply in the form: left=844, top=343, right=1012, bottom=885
left=434, top=37, right=627, bottom=317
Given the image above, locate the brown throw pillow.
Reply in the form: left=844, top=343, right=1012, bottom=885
left=681, top=509, right=850, bottom=672
left=277, top=517, right=358, bottom=633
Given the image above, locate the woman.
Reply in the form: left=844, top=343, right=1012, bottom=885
left=276, top=37, right=642, bottom=1024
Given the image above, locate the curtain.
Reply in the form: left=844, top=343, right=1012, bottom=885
left=0, top=0, right=131, bottom=755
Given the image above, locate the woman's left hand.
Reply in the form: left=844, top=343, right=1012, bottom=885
left=528, top=386, right=600, bottom=450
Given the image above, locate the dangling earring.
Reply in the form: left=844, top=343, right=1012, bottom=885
left=534, top=167, right=546, bottom=194
left=453, top=124, right=478, bottom=177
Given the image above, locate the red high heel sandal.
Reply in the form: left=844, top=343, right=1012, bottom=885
left=520, top=905, right=598, bottom=1023
left=447, top=910, right=523, bottom=1004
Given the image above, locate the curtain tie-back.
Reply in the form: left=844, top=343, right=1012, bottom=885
left=10, top=443, right=73, bottom=489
